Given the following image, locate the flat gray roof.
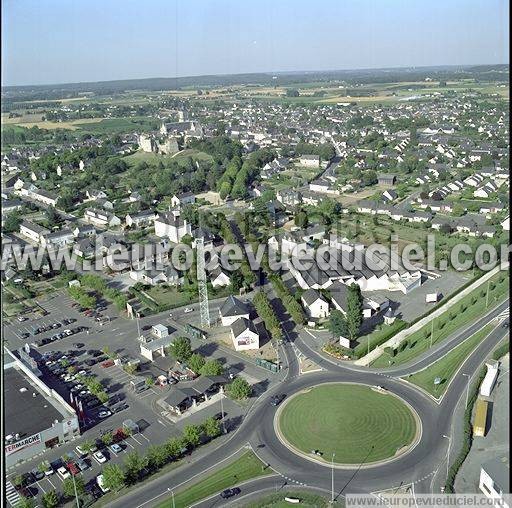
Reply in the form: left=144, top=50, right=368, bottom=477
left=4, top=366, right=63, bottom=438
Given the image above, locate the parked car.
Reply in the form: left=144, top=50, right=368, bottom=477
left=93, top=451, right=107, bottom=464
left=101, top=359, right=115, bottom=368
left=109, top=443, right=122, bottom=454
left=113, top=404, right=129, bottom=413
left=17, top=316, right=28, bottom=322
left=76, top=458, right=89, bottom=471
left=66, top=461, right=79, bottom=476
left=74, top=343, right=85, bottom=348
left=56, top=466, right=70, bottom=479
left=183, top=307, right=193, bottom=313
left=98, top=410, right=112, bottom=419
left=96, top=474, right=110, bottom=493
left=30, top=468, right=44, bottom=481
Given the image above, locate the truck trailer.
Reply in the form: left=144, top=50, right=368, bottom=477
left=473, top=398, right=488, bottom=437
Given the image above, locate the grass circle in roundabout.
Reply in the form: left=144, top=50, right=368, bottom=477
left=277, top=383, right=419, bottom=466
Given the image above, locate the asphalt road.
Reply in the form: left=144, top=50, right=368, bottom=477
left=104, top=299, right=509, bottom=508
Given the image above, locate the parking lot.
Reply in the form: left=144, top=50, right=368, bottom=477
left=3, top=290, right=281, bottom=506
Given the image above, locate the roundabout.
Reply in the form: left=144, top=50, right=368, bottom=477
left=275, top=382, right=421, bottom=468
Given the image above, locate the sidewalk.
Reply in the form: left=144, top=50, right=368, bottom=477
left=354, top=263, right=509, bottom=366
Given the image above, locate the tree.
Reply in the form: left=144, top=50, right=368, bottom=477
left=346, top=284, right=363, bottom=340
left=146, top=444, right=168, bottom=469
left=188, top=353, right=206, bottom=374
left=200, top=359, right=224, bottom=376
left=17, top=497, right=35, bottom=508
left=294, top=209, right=308, bottom=228
left=145, top=376, right=154, bottom=387
left=3, top=211, right=22, bottom=233
left=170, top=336, right=192, bottom=362
left=101, top=432, right=114, bottom=446
left=219, top=181, right=231, bottom=200
left=202, top=416, right=221, bottom=438
left=123, top=451, right=148, bottom=483
left=102, top=464, right=125, bottom=491
left=328, top=309, right=348, bottom=337
left=227, top=377, right=252, bottom=400
left=182, top=424, right=201, bottom=448
left=164, top=437, right=183, bottom=459
left=62, top=475, right=85, bottom=498
left=452, top=203, right=465, bottom=217
left=41, top=490, right=60, bottom=508
left=285, top=89, right=300, bottom=97
left=231, top=270, right=244, bottom=292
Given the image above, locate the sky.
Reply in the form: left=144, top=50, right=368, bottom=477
left=1, top=0, right=509, bottom=86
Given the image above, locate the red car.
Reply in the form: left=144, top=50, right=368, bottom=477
left=101, top=359, right=114, bottom=368
left=113, top=429, right=128, bottom=443
left=66, top=461, right=79, bottom=476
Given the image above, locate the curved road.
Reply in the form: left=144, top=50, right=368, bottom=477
left=108, top=299, right=509, bottom=508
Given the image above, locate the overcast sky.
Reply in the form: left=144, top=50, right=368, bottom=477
left=2, top=0, right=509, bottom=86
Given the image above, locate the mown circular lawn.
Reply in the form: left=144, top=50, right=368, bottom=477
left=278, top=383, right=418, bottom=465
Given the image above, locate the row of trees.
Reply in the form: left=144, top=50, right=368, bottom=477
left=253, top=291, right=283, bottom=342
left=268, top=274, right=306, bottom=325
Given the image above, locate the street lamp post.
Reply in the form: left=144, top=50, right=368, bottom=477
left=72, top=473, right=80, bottom=508
left=331, top=452, right=335, bottom=504
left=220, top=389, right=226, bottom=434
left=462, top=374, right=470, bottom=408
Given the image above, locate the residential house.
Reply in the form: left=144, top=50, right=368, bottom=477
left=230, top=317, right=260, bottom=351
left=170, top=192, right=196, bottom=208
left=125, top=210, right=156, bottom=228
left=84, top=208, right=122, bottom=228
left=19, top=220, right=49, bottom=244
left=301, top=289, right=329, bottom=320
left=154, top=212, right=192, bottom=243
left=219, top=295, right=251, bottom=326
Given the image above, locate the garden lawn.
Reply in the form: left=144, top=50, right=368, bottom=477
left=372, top=272, right=508, bottom=368
left=404, top=324, right=494, bottom=397
left=279, top=383, right=416, bottom=464
left=157, top=451, right=269, bottom=508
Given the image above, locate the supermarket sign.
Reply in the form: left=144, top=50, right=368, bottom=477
left=5, top=433, right=41, bottom=456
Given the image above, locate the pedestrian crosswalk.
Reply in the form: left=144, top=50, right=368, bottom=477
left=5, top=481, right=21, bottom=506
left=497, top=308, right=509, bottom=321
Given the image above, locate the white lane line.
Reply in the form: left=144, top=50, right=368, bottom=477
left=36, top=480, right=47, bottom=494
left=139, top=433, right=150, bottom=442
left=125, top=441, right=135, bottom=449
left=130, top=435, right=143, bottom=445
left=47, top=477, right=56, bottom=489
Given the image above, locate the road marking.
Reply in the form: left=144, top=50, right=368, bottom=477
left=130, top=435, right=143, bottom=445
left=36, top=479, right=47, bottom=494
left=139, top=433, right=151, bottom=442
left=5, top=480, right=21, bottom=506
left=125, top=440, right=135, bottom=449
left=47, top=477, right=56, bottom=489
left=157, top=419, right=168, bottom=427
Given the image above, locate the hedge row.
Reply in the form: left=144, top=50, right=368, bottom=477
left=268, top=274, right=306, bottom=325
left=253, top=291, right=283, bottom=341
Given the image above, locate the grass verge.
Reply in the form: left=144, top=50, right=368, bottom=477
left=243, top=490, right=342, bottom=507
left=372, top=272, right=508, bottom=367
left=404, top=324, right=494, bottom=396
left=157, top=451, right=270, bottom=508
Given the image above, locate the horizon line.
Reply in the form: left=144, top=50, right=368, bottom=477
left=2, top=61, right=508, bottom=90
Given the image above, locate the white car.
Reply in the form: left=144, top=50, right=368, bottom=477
left=96, top=474, right=110, bottom=493
left=57, top=466, right=70, bottom=479
left=76, top=444, right=96, bottom=456
left=93, top=451, right=107, bottom=464
left=98, top=410, right=112, bottom=419
left=184, top=307, right=193, bottom=313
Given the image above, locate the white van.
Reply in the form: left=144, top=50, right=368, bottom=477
left=96, top=474, right=110, bottom=493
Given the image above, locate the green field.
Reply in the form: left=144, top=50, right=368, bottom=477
left=157, top=451, right=269, bottom=508
left=404, top=324, right=494, bottom=397
left=123, top=148, right=213, bottom=167
left=73, top=116, right=157, bottom=133
left=278, top=383, right=417, bottom=464
left=372, top=272, right=508, bottom=368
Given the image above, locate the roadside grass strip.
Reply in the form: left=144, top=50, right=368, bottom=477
left=157, top=451, right=270, bottom=508
left=403, top=324, right=494, bottom=397
left=372, top=272, right=508, bottom=367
